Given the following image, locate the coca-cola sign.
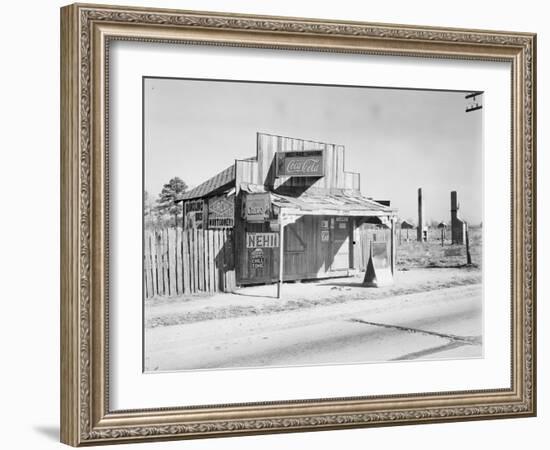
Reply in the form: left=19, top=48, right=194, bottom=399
left=276, top=150, right=324, bottom=177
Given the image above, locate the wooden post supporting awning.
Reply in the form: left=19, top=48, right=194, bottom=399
left=277, top=212, right=285, bottom=299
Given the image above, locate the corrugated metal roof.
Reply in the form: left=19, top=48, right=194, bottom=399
left=179, top=165, right=235, bottom=200
left=270, top=190, right=396, bottom=217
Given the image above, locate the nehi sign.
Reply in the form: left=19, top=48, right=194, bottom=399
left=246, top=232, right=280, bottom=248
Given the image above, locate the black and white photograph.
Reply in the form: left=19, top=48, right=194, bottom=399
left=143, top=77, right=484, bottom=372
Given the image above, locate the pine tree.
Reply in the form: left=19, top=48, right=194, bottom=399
left=144, top=190, right=159, bottom=229
left=155, top=177, right=188, bottom=227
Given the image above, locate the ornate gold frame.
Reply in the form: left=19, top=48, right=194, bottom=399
left=60, top=3, right=536, bottom=446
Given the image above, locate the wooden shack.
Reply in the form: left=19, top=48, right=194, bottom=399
left=178, top=133, right=397, bottom=289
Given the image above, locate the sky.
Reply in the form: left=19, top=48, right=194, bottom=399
left=144, top=78, right=483, bottom=224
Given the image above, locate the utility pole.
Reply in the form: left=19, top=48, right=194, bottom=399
left=277, top=212, right=285, bottom=299
left=465, top=222, right=472, bottom=265
left=417, top=188, right=424, bottom=242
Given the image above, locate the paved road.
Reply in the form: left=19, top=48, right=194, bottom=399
left=144, top=284, right=482, bottom=372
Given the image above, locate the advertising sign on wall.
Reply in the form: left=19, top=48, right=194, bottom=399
left=244, top=193, right=271, bottom=222
left=276, top=150, right=324, bottom=177
left=246, top=232, right=280, bottom=248
left=208, top=196, right=234, bottom=228
left=250, top=248, right=265, bottom=269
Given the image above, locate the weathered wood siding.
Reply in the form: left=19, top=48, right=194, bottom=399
left=235, top=133, right=360, bottom=192
left=232, top=133, right=394, bottom=285
left=237, top=215, right=353, bottom=285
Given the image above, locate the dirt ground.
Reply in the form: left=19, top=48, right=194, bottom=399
left=145, top=279, right=482, bottom=371
left=145, top=266, right=481, bottom=328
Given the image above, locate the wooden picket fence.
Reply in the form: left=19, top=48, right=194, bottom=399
left=143, top=228, right=236, bottom=298
left=353, top=225, right=391, bottom=271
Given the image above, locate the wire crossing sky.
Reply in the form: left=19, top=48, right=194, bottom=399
left=144, top=78, right=483, bottom=224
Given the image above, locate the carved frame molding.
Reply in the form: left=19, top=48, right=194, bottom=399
left=60, top=3, right=536, bottom=446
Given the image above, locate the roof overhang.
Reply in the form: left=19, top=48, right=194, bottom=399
left=241, top=183, right=397, bottom=219
left=272, top=192, right=395, bottom=215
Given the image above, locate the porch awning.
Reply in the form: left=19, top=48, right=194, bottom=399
left=271, top=191, right=396, bottom=218
left=240, top=183, right=396, bottom=218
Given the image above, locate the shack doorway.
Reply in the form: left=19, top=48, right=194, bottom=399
left=283, top=221, right=307, bottom=279
left=328, top=217, right=350, bottom=272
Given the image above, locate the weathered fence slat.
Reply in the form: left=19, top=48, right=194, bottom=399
left=163, top=230, right=169, bottom=296
left=200, top=230, right=206, bottom=292
left=175, top=228, right=182, bottom=295
left=203, top=231, right=208, bottom=292
left=213, top=228, right=220, bottom=291
left=189, top=229, right=195, bottom=293
left=150, top=231, right=157, bottom=296
left=204, top=230, right=210, bottom=292
left=188, top=229, right=194, bottom=293
left=162, top=229, right=169, bottom=295
left=219, top=230, right=226, bottom=292
left=155, top=231, right=164, bottom=295
left=156, top=230, right=162, bottom=295
left=196, top=229, right=202, bottom=291
left=222, top=229, right=230, bottom=292
left=149, top=232, right=157, bottom=297
left=143, top=228, right=234, bottom=298
left=208, top=231, right=215, bottom=293
left=168, top=228, right=177, bottom=296
left=210, top=231, right=216, bottom=292
left=195, top=229, right=200, bottom=292
left=143, top=232, right=151, bottom=298
left=182, top=228, right=189, bottom=294
left=201, top=230, right=208, bottom=292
